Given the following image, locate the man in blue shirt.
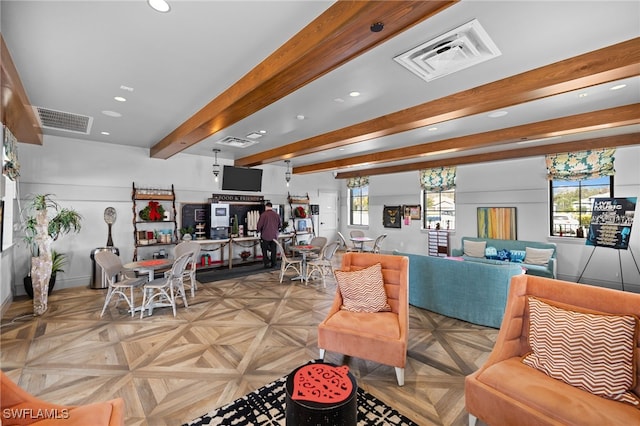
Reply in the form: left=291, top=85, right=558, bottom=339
left=257, top=202, right=281, bottom=268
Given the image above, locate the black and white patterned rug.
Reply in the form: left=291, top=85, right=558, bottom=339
left=184, top=376, right=418, bottom=426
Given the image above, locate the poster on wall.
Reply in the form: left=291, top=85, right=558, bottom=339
left=383, top=205, right=401, bottom=228
left=586, top=197, right=636, bottom=250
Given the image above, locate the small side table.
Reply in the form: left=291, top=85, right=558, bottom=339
left=285, top=362, right=357, bottom=426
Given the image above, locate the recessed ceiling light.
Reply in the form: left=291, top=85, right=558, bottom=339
left=349, top=91, right=360, bottom=97
left=428, top=127, right=438, bottom=131
left=114, top=96, right=126, bottom=102
left=148, top=0, right=170, bottom=13
left=259, top=130, right=267, bottom=134
left=610, top=84, right=626, bottom=91
left=334, top=97, right=345, bottom=103
left=488, top=111, right=508, bottom=118
left=120, top=85, right=134, bottom=92
left=101, top=131, right=110, bottom=135
left=102, top=110, right=122, bottom=117
left=578, top=92, right=588, bottom=98
left=296, top=114, right=305, bottom=120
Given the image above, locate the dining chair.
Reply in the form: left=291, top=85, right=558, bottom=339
left=139, top=252, right=192, bottom=318
left=95, top=251, right=147, bottom=317
left=349, top=229, right=366, bottom=251
left=274, top=240, right=303, bottom=283
left=307, top=236, right=327, bottom=259
left=306, top=241, right=340, bottom=287
left=173, top=241, right=201, bottom=297
left=337, top=231, right=358, bottom=252
left=362, top=233, right=387, bottom=253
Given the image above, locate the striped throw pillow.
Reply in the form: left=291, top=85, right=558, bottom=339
left=523, top=297, right=640, bottom=406
left=335, top=263, right=391, bottom=313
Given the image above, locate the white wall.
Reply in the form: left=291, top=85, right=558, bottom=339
left=341, top=146, right=640, bottom=292
left=13, top=135, right=339, bottom=296
left=12, top=137, right=640, bottom=299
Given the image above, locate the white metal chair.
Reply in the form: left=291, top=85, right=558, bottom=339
left=306, top=241, right=340, bottom=287
left=349, top=229, right=366, bottom=251
left=139, top=252, right=192, bottom=318
left=307, top=236, right=327, bottom=259
left=173, top=241, right=200, bottom=297
left=362, top=233, right=387, bottom=253
left=274, top=240, right=303, bottom=283
left=95, top=251, right=147, bottom=317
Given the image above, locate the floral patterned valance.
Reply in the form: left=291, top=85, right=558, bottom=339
left=419, top=167, right=456, bottom=191
left=2, top=125, right=20, bottom=181
left=346, top=176, right=369, bottom=189
left=545, top=148, right=615, bottom=181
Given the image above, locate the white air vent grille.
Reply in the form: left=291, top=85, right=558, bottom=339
left=394, top=19, right=501, bottom=82
left=215, top=136, right=258, bottom=148
left=33, top=106, right=93, bottom=134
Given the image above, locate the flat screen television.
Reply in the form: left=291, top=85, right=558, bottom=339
left=221, top=165, right=263, bottom=192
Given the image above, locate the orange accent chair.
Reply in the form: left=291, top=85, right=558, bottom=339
left=317, top=252, right=409, bottom=385
left=465, top=274, right=640, bottom=425
left=1, top=371, right=125, bottom=425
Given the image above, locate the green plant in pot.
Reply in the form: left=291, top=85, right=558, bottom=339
left=22, top=194, right=82, bottom=315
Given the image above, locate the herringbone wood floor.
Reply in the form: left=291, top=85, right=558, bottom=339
left=1, top=254, right=497, bottom=425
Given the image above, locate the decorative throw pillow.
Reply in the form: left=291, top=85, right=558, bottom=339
left=509, top=249, right=526, bottom=263
left=485, top=246, right=498, bottom=259
left=524, top=247, right=554, bottom=265
left=496, top=248, right=511, bottom=261
left=463, top=240, right=486, bottom=258
left=335, top=263, right=391, bottom=313
left=523, top=297, right=640, bottom=406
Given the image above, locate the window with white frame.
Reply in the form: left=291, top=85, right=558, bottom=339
left=420, top=167, right=456, bottom=230
left=546, top=149, right=615, bottom=238
left=347, top=177, right=369, bottom=226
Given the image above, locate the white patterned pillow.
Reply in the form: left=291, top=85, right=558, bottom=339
left=523, top=297, right=640, bottom=406
left=523, top=247, right=554, bottom=265
left=335, top=263, right=391, bottom=313
left=463, top=240, right=486, bottom=258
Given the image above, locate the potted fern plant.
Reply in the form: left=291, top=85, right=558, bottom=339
left=22, top=194, right=82, bottom=315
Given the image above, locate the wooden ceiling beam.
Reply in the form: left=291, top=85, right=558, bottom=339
left=335, top=133, right=640, bottom=179
left=1, top=34, right=42, bottom=145
left=149, top=0, right=457, bottom=159
left=293, top=104, right=640, bottom=174
left=236, top=37, right=640, bottom=167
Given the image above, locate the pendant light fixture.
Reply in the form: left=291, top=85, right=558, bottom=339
left=212, top=149, right=221, bottom=182
left=285, top=160, right=292, bottom=187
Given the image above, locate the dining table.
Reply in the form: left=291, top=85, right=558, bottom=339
left=290, top=244, right=321, bottom=281
left=349, top=236, right=374, bottom=252
left=124, top=258, right=175, bottom=281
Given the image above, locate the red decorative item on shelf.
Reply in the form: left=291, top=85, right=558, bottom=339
left=147, top=201, right=162, bottom=221
left=292, top=364, right=353, bottom=404
left=294, top=206, right=307, bottom=218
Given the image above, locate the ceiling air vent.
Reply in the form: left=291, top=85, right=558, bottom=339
left=215, top=136, right=258, bottom=148
left=32, top=106, right=93, bottom=134
left=393, top=19, right=501, bottom=82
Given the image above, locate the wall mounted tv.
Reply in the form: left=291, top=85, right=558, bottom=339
left=221, top=165, right=263, bottom=192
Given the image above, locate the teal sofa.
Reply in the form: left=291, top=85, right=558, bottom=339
left=394, top=251, right=525, bottom=328
left=451, top=237, right=557, bottom=279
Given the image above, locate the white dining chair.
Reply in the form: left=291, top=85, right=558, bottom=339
left=139, top=252, right=192, bottom=318
left=95, top=251, right=147, bottom=317
left=306, top=241, right=340, bottom=288
left=274, top=240, right=303, bottom=283
left=173, top=241, right=201, bottom=297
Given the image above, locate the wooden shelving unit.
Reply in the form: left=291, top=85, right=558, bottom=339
left=132, top=182, right=178, bottom=261
left=287, top=192, right=314, bottom=245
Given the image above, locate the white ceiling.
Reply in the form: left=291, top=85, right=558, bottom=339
left=2, top=0, right=639, bottom=175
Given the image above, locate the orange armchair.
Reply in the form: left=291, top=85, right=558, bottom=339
left=1, top=371, right=125, bottom=425
left=317, top=252, right=409, bottom=385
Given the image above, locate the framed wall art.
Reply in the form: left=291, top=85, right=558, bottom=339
left=383, top=205, right=401, bottom=228
left=403, top=205, right=421, bottom=220
left=477, top=207, right=517, bottom=240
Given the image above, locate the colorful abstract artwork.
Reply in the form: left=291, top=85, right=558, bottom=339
left=477, top=207, right=517, bottom=240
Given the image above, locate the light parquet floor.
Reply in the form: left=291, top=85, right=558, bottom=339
left=1, top=254, right=498, bottom=425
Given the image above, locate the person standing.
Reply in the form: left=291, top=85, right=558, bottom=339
left=257, top=202, right=281, bottom=268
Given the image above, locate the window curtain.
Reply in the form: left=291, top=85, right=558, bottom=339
left=346, top=176, right=369, bottom=188
left=545, top=148, right=615, bottom=181
left=2, top=125, right=20, bottom=181
left=419, top=166, right=456, bottom=191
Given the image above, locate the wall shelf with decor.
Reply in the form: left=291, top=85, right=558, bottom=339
left=287, top=192, right=314, bottom=245
left=132, top=182, right=178, bottom=261
left=428, top=229, right=450, bottom=257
